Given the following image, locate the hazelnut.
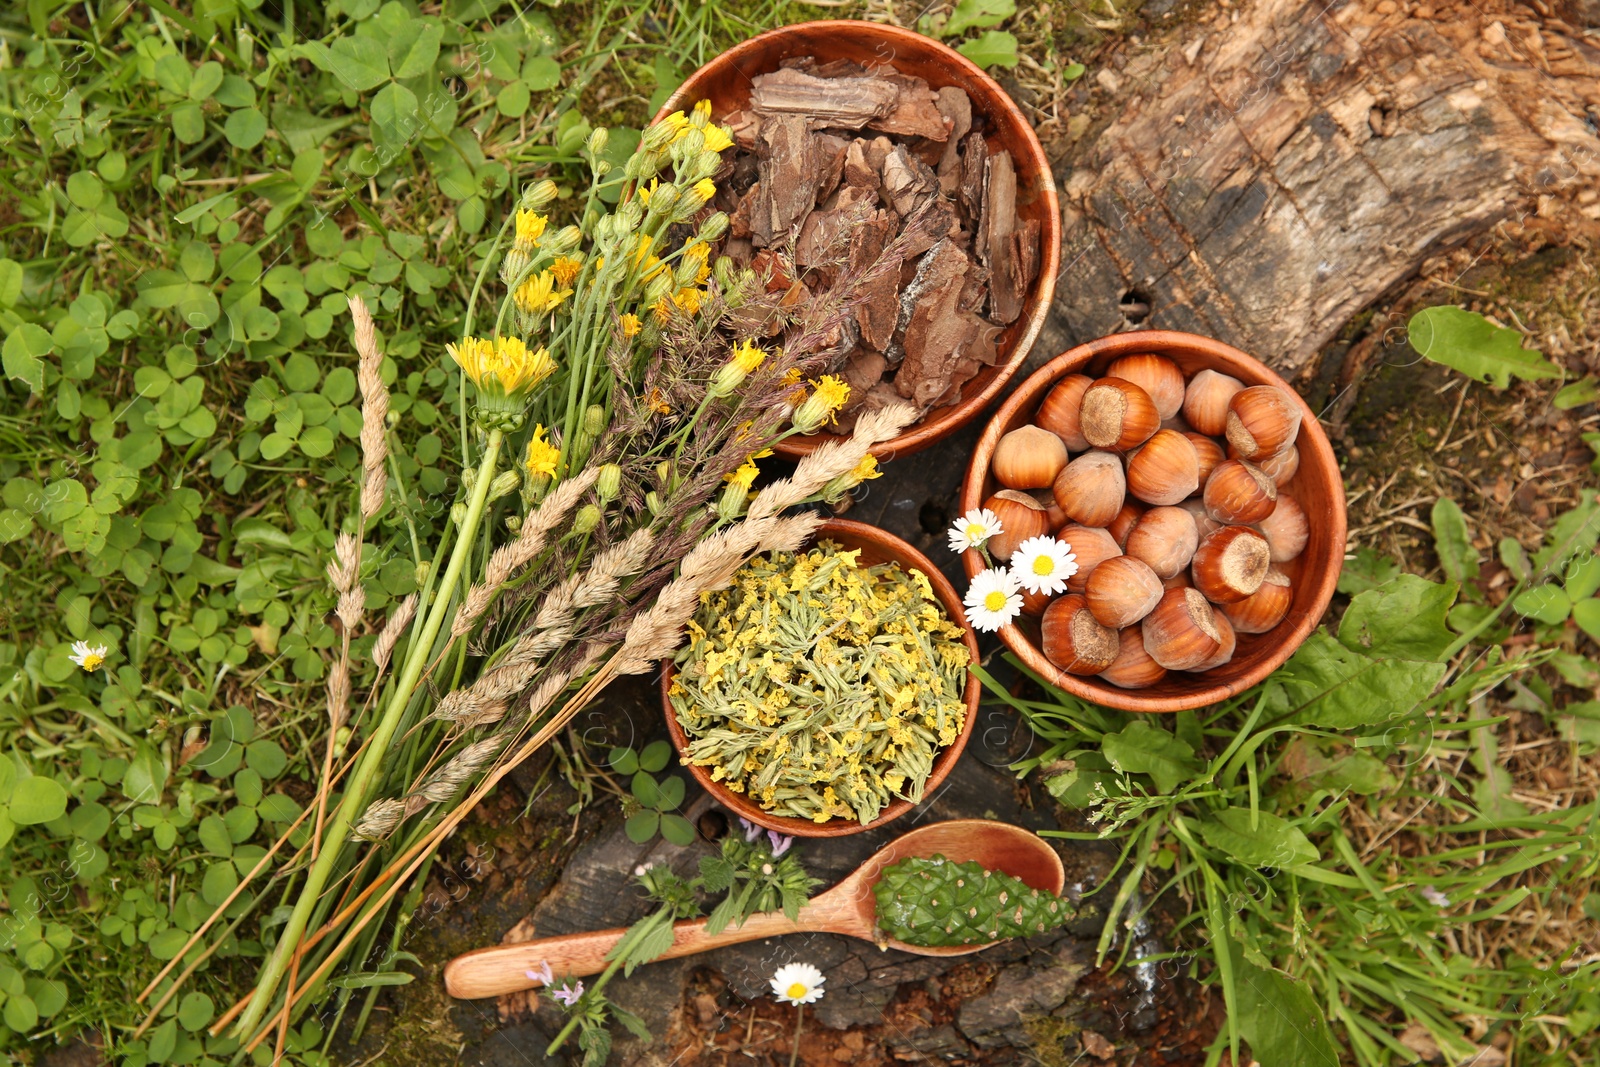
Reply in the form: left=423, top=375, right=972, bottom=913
left=1079, top=377, right=1160, bottom=452
left=1106, top=353, right=1185, bottom=420
left=1225, top=385, right=1301, bottom=461
left=1141, top=587, right=1223, bottom=670
left=1099, top=627, right=1168, bottom=689
left=1221, top=568, right=1293, bottom=633
left=1182, top=368, right=1245, bottom=436
left=1192, top=610, right=1237, bottom=671
left=1019, top=585, right=1054, bottom=619
left=1085, top=555, right=1165, bottom=629
left=1124, top=505, right=1200, bottom=579
left=1052, top=451, right=1126, bottom=528
left=992, top=425, right=1069, bottom=490
left=1204, top=459, right=1277, bottom=524
left=1184, top=432, right=1226, bottom=486
left=1040, top=594, right=1121, bottom=675
left=1179, top=497, right=1222, bottom=540
left=1191, top=525, right=1271, bottom=603
left=1162, top=570, right=1193, bottom=590
left=1252, top=442, right=1300, bottom=487
left=1035, top=373, right=1094, bottom=451
left=1257, top=493, right=1309, bottom=562
left=983, top=490, right=1050, bottom=561
left=1106, top=501, right=1146, bottom=549
left=1126, top=429, right=1201, bottom=506
left=1032, top=489, right=1068, bottom=530
left=1057, top=524, right=1122, bottom=593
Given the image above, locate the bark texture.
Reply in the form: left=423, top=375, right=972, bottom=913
left=1049, top=0, right=1600, bottom=374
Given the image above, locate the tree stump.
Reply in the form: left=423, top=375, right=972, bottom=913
left=1047, top=0, right=1600, bottom=375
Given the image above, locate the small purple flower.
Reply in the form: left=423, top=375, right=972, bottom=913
left=739, top=817, right=763, bottom=843
left=767, top=830, right=793, bottom=858
left=552, top=980, right=584, bottom=1007
left=526, top=960, right=554, bottom=987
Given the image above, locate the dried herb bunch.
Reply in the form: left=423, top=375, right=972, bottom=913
left=670, top=541, right=971, bottom=824
left=164, top=103, right=923, bottom=1059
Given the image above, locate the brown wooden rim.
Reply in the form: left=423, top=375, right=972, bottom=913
left=959, top=330, right=1348, bottom=713
left=659, top=517, right=981, bottom=837
left=653, top=20, right=1061, bottom=462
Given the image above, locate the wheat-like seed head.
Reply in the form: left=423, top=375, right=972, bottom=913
left=373, top=593, right=417, bottom=675
left=349, top=295, right=391, bottom=522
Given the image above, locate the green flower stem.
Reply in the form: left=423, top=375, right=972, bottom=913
left=546, top=906, right=675, bottom=1055
left=235, top=429, right=506, bottom=1040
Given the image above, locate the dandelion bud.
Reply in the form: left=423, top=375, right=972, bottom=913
left=616, top=200, right=643, bottom=233
left=690, top=99, right=712, bottom=128
left=645, top=490, right=663, bottom=516
left=549, top=225, right=583, bottom=254
left=698, top=212, right=729, bottom=243
left=717, top=481, right=748, bottom=522
left=713, top=255, right=738, bottom=291
left=791, top=375, right=852, bottom=434
left=505, top=514, right=522, bottom=533
left=674, top=258, right=702, bottom=288
left=573, top=504, right=601, bottom=534
left=626, top=147, right=662, bottom=180
left=655, top=460, right=672, bottom=486
left=451, top=501, right=468, bottom=525
left=644, top=272, right=674, bottom=306
left=587, top=127, right=609, bottom=156
left=488, top=469, right=521, bottom=500
left=583, top=404, right=606, bottom=436
left=522, top=179, right=558, bottom=209
left=674, top=127, right=706, bottom=159
left=597, top=463, right=622, bottom=503
left=415, top=560, right=431, bottom=586
left=644, top=182, right=679, bottom=217
left=462, top=466, right=478, bottom=490
left=642, top=117, right=680, bottom=152
left=594, top=159, right=612, bottom=177
left=500, top=247, right=531, bottom=286
left=695, top=149, right=722, bottom=180
left=709, top=340, right=765, bottom=399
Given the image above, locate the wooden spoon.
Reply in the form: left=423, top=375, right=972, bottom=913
left=443, top=818, right=1064, bottom=1000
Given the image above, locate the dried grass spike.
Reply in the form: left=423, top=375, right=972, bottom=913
left=349, top=295, right=391, bottom=522
left=374, top=593, right=417, bottom=675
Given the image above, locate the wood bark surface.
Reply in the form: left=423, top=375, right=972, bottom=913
left=1048, top=0, right=1600, bottom=374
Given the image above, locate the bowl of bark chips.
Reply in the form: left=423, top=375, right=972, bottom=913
left=656, top=20, right=1061, bottom=459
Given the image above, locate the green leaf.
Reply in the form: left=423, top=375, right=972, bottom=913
left=201, top=860, right=238, bottom=905
left=945, top=0, right=1016, bottom=36
left=1101, top=721, right=1200, bottom=794
left=521, top=55, right=562, bottom=91
left=9, top=777, right=68, bottom=826
left=3, top=323, right=50, bottom=394
left=1430, top=497, right=1478, bottom=586
left=177, top=992, right=215, bottom=1031
left=1234, top=958, right=1341, bottom=1067
left=1406, top=306, right=1561, bottom=388
left=197, top=814, right=232, bottom=857
left=388, top=20, right=443, bottom=79
left=329, top=970, right=415, bottom=989
left=123, top=742, right=168, bottom=803
left=171, top=102, right=206, bottom=144
left=1197, top=807, right=1319, bottom=868
left=608, top=747, right=638, bottom=775
left=624, top=811, right=659, bottom=843
left=224, top=107, right=268, bottom=149
left=1566, top=556, right=1600, bottom=600
left=1277, top=633, right=1445, bottom=730
left=1337, top=574, right=1458, bottom=660
left=655, top=775, right=685, bottom=811
left=659, top=813, right=696, bottom=846
left=1555, top=377, right=1600, bottom=410
left=1512, top=584, right=1572, bottom=625
left=639, top=739, right=671, bottom=773
left=370, top=82, right=419, bottom=136
left=1533, top=495, right=1600, bottom=575
left=1499, top=537, right=1531, bottom=581
left=0, top=260, right=22, bottom=307
left=3, top=992, right=37, bottom=1033
left=956, top=30, right=1020, bottom=69
left=1336, top=546, right=1400, bottom=596
left=190, top=60, right=224, bottom=101
left=1572, top=598, right=1600, bottom=643
left=631, top=771, right=660, bottom=808
left=328, top=36, right=390, bottom=91
left=66, top=171, right=103, bottom=208
left=496, top=80, right=530, bottom=118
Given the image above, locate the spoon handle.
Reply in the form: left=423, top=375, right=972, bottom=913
left=443, top=903, right=845, bottom=1000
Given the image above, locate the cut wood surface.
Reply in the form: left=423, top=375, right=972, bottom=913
left=1048, top=0, right=1600, bottom=374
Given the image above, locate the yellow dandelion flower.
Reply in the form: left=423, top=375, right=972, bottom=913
left=513, top=210, right=547, bottom=252
left=723, top=459, right=760, bottom=489
left=653, top=295, right=674, bottom=324
left=550, top=255, right=583, bottom=288
left=647, top=387, right=672, bottom=415
left=637, top=178, right=658, bottom=205
left=619, top=313, right=642, bottom=339
left=693, top=177, right=716, bottom=202
left=447, top=335, right=557, bottom=396
left=524, top=425, right=560, bottom=480
left=672, top=287, right=705, bottom=316
left=514, top=271, right=573, bottom=315
left=693, top=99, right=712, bottom=122
left=661, top=111, right=689, bottom=137
left=791, top=375, right=851, bottom=433
left=702, top=125, right=734, bottom=153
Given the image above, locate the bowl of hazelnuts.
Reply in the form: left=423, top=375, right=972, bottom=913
left=958, top=330, right=1346, bottom=713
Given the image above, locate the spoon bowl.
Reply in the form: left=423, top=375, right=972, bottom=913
left=443, top=819, right=1063, bottom=1000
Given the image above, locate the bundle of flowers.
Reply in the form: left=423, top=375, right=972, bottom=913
left=136, top=103, right=922, bottom=1056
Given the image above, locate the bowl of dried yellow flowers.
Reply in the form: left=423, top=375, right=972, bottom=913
left=661, top=519, right=979, bottom=837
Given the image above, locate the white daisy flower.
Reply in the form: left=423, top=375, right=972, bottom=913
left=1009, top=535, right=1079, bottom=596
left=771, top=962, right=826, bottom=1005
left=963, top=567, right=1023, bottom=632
left=69, top=641, right=109, bottom=672
left=947, top=507, right=1003, bottom=553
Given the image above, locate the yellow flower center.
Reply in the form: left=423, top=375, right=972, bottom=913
left=965, top=523, right=986, bottom=540
left=79, top=652, right=103, bottom=671
left=787, top=982, right=808, bottom=1000
left=1032, top=556, right=1054, bottom=576
left=983, top=590, right=1008, bottom=612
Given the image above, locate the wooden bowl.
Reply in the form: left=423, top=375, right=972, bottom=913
left=655, top=20, right=1060, bottom=462
left=960, top=331, right=1347, bottom=713
left=660, top=518, right=980, bottom=837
